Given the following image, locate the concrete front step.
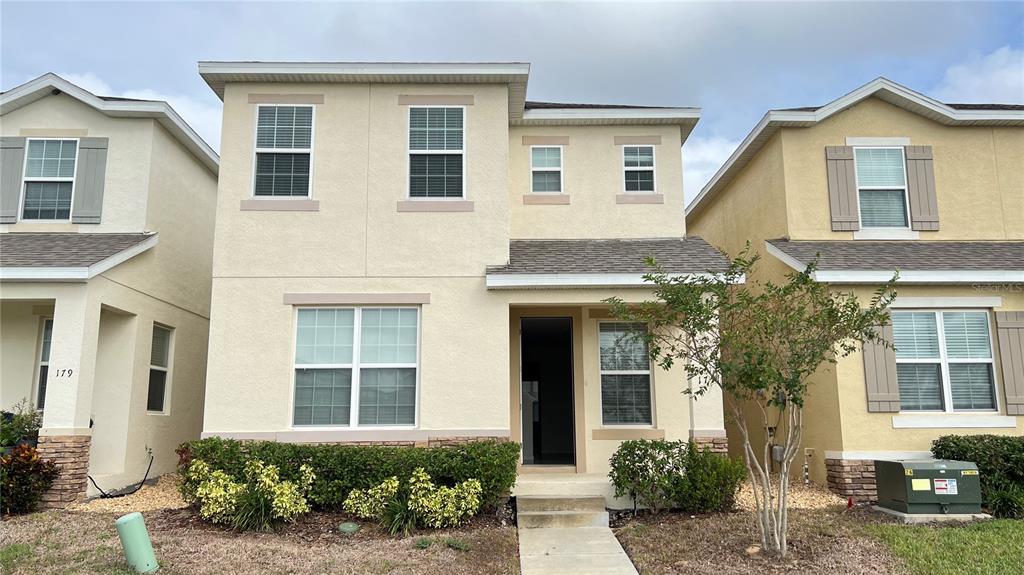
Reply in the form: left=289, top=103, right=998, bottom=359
left=518, top=509, right=610, bottom=529
left=517, top=495, right=607, bottom=513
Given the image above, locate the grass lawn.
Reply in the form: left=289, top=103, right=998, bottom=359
left=867, top=519, right=1024, bottom=575
left=0, top=508, right=519, bottom=575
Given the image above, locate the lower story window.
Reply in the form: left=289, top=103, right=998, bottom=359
left=893, top=310, right=997, bottom=412
left=36, top=319, right=53, bottom=409
left=293, top=307, right=419, bottom=427
left=147, top=324, right=173, bottom=413
left=599, top=322, right=652, bottom=425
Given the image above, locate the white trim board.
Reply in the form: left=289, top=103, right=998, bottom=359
left=0, top=234, right=159, bottom=282
left=686, top=77, right=1024, bottom=218
left=890, top=297, right=1003, bottom=308
left=0, top=73, right=218, bottom=174
left=485, top=272, right=743, bottom=289
left=846, top=137, right=911, bottom=146
left=824, top=450, right=931, bottom=460
left=891, top=415, right=1017, bottom=429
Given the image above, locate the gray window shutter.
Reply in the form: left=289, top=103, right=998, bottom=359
left=826, top=146, right=859, bottom=231
left=995, top=312, right=1024, bottom=415
left=905, top=146, right=939, bottom=231
left=863, top=322, right=900, bottom=412
left=71, top=137, right=109, bottom=224
left=0, top=137, right=26, bottom=223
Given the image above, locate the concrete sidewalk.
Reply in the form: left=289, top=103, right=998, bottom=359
left=518, top=526, right=639, bottom=575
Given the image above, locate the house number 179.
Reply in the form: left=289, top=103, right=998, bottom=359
left=53, top=369, right=74, bottom=377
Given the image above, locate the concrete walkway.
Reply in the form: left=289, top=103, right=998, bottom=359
left=518, top=526, right=639, bottom=575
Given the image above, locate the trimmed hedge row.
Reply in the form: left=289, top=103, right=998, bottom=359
left=932, top=434, right=1024, bottom=518
left=176, top=437, right=520, bottom=510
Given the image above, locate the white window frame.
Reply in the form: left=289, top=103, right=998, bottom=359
left=597, top=320, right=655, bottom=427
left=18, top=137, right=80, bottom=222
left=894, top=309, right=1000, bottom=414
left=406, top=105, right=467, bottom=200
left=853, top=146, right=911, bottom=230
left=33, top=318, right=53, bottom=410
left=251, top=104, right=315, bottom=199
left=147, top=324, right=174, bottom=415
left=621, top=145, right=656, bottom=194
left=529, top=145, right=564, bottom=194
left=291, top=306, right=421, bottom=429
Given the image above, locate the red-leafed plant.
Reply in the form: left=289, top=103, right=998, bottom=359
left=1, top=444, right=60, bottom=515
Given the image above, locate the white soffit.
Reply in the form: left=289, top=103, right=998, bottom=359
left=0, top=73, right=219, bottom=174
left=686, top=77, right=1024, bottom=218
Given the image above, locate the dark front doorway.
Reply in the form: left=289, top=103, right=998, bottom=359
left=520, top=317, right=575, bottom=465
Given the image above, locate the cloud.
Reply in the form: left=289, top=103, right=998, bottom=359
left=683, top=136, right=740, bottom=206
left=59, top=72, right=222, bottom=151
left=931, top=46, right=1024, bottom=103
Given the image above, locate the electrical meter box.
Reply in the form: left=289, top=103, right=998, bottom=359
left=875, top=460, right=982, bottom=514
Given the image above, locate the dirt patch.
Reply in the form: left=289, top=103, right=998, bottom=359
left=70, top=474, right=187, bottom=515
left=0, top=508, right=519, bottom=575
left=616, top=507, right=906, bottom=575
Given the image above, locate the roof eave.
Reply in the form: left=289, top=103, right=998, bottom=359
left=0, top=233, right=159, bottom=282
left=0, top=74, right=219, bottom=174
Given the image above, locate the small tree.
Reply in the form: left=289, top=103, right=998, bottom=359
left=605, top=248, right=895, bottom=557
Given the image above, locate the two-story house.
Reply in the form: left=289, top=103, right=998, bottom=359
left=0, top=74, right=218, bottom=506
left=198, top=61, right=729, bottom=503
left=687, top=78, right=1024, bottom=500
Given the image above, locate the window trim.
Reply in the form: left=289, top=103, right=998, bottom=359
left=147, top=323, right=174, bottom=415
left=894, top=309, right=1000, bottom=415
left=597, top=320, right=655, bottom=428
left=406, top=105, right=467, bottom=200
left=250, top=104, right=316, bottom=199
left=18, top=137, right=80, bottom=223
left=853, top=146, right=912, bottom=230
left=621, top=145, right=656, bottom=194
left=33, top=317, right=53, bottom=410
left=529, top=145, right=564, bottom=194
left=290, top=306, right=421, bottom=429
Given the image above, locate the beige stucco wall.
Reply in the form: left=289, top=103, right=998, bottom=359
left=0, top=93, right=155, bottom=233
left=508, top=125, right=685, bottom=239
left=0, top=300, right=49, bottom=410
left=781, top=97, right=1024, bottom=241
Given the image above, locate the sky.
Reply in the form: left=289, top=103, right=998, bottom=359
left=3, top=1, right=1023, bottom=204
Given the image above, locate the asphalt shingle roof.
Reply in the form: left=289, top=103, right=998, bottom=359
left=487, top=238, right=730, bottom=275
left=0, top=233, right=155, bottom=268
left=524, top=101, right=681, bottom=110
left=767, top=240, right=1024, bottom=271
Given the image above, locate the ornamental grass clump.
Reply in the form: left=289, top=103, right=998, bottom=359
left=343, top=467, right=482, bottom=535
left=184, top=458, right=314, bottom=531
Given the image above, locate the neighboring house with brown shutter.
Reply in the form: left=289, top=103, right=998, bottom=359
left=198, top=61, right=730, bottom=505
left=0, top=74, right=218, bottom=506
left=687, top=77, right=1024, bottom=500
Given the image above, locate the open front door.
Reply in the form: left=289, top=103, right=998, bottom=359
left=520, top=317, right=575, bottom=465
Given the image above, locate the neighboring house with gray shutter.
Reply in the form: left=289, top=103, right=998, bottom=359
left=0, top=73, right=218, bottom=507
left=198, top=62, right=730, bottom=506
left=687, top=77, right=1024, bottom=500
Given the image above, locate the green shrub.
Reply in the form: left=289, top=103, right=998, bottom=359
left=0, top=400, right=42, bottom=448
left=0, top=444, right=59, bottom=515
left=184, top=458, right=315, bottom=531
left=178, top=437, right=518, bottom=510
left=932, top=434, right=1024, bottom=517
left=608, top=439, right=746, bottom=513
left=344, top=467, right=482, bottom=534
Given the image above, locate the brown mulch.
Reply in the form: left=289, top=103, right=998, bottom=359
left=69, top=474, right=187, bottom=514
left=615, top=506, right=906, bottom=575
left=0, top=508, right=520, bottom=575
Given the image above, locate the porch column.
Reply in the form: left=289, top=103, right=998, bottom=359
left=37, top=286, right=99, bottom=508
left=688, top=374, right=728, bottom=454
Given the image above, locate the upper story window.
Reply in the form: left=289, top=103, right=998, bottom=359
left=854, top=147, right=909, bottom=228
left=254, top=105, right=313, bottom=197
left=623, top=146, right=655, bottom=193
left=530, top=146, right=563, bottom=193
left=893, top=310, right=997, bottom=412
left=22, top=139, right=77, bottom=220
left=408, top=107, right=464, bottom=198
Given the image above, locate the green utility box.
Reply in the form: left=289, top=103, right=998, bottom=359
left=875, top=460, right=982, bottom=514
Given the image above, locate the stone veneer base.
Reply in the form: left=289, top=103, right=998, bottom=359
left=36, top=435, right=92, bottom=509
left=825, top=458, right=877, bottom=502
left=692, top=436, right=729, bottom=454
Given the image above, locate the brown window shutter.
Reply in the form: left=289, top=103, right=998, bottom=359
left=825, top=146, right=859, bottom=231
left=71, top=137, right=109, bottom=224
left=0, top=137, right=27, bottom=223
left=995, top=312, right=1024, bottom=416
left=904, top=146, right=939, bottom=231
left=863, top=322, right=900, bottom=412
